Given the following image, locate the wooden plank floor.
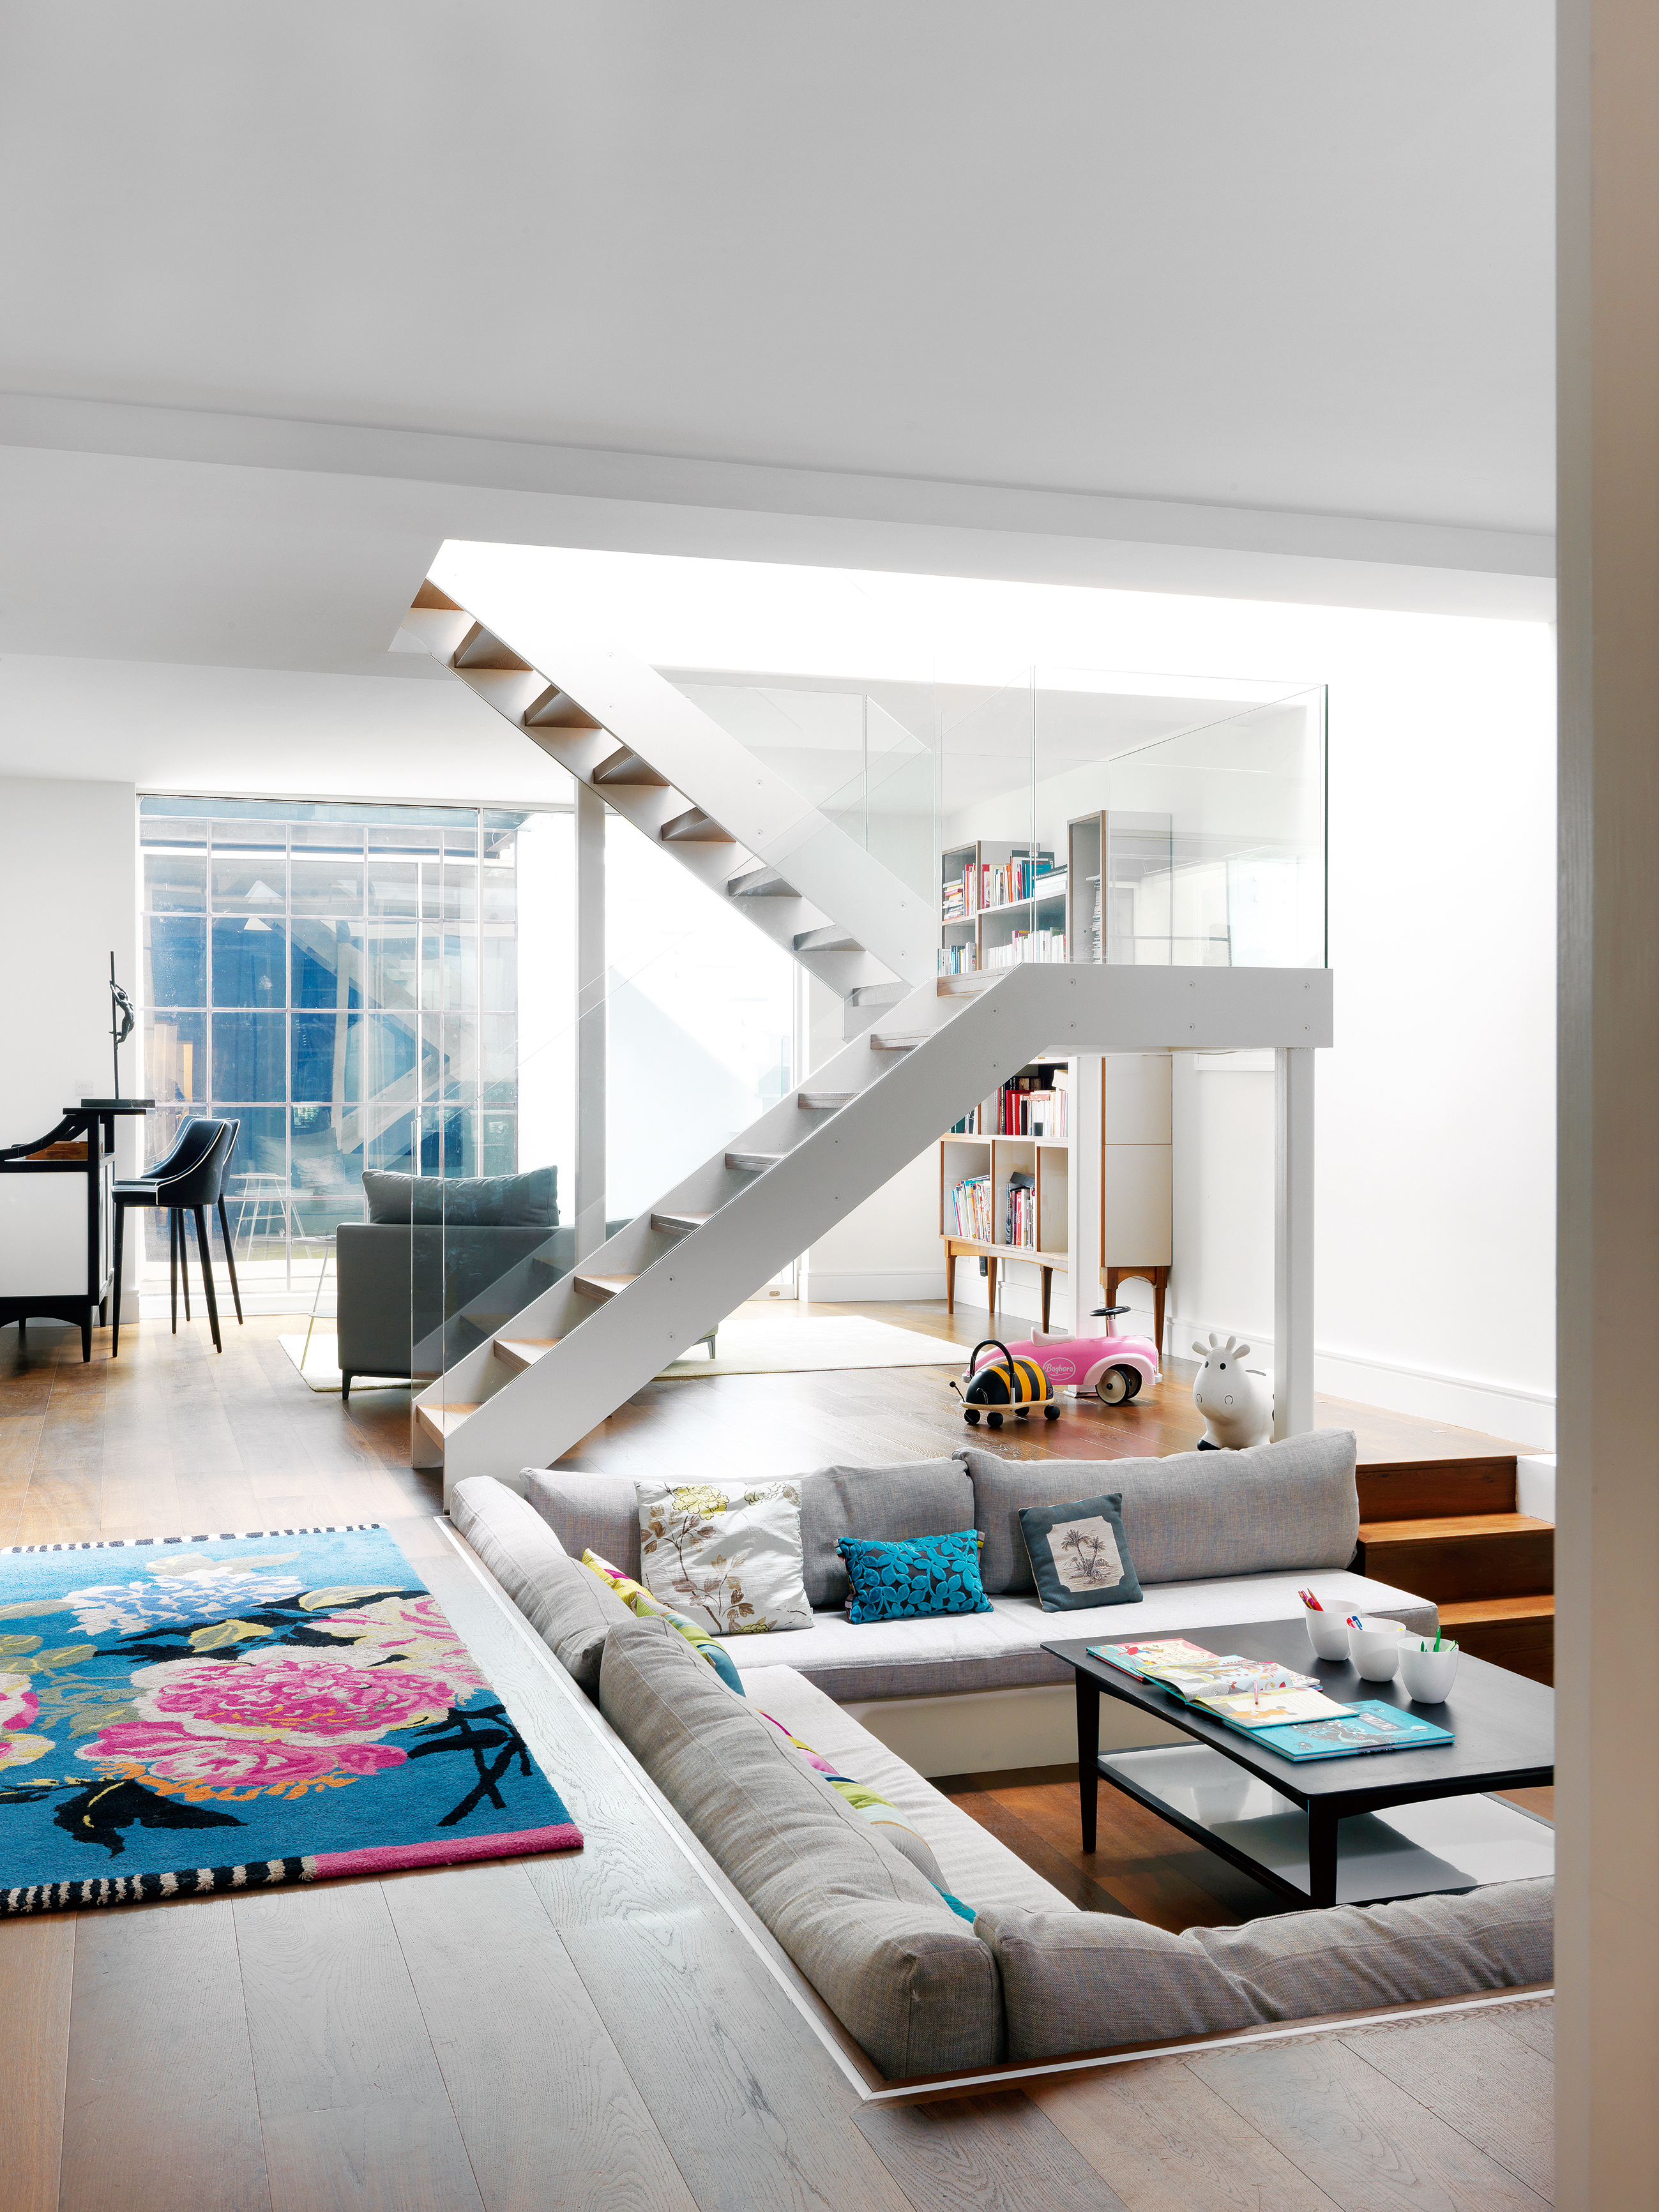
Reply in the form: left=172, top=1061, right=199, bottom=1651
left=0, top=1311, right=1554, bottom=2210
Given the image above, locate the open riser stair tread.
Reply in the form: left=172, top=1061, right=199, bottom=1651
left=651, top=1210, right=713, bottom=1234
left=492, top=1337, right=562, bottom=1373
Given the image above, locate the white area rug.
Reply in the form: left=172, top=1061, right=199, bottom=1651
left=278, top=1332, right=407, bottom=1394
left=657, top=1315, right=965, bottom=1378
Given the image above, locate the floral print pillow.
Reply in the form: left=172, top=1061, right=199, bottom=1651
left=835, top=1531, right=993, bottom=1624
left=635, top=1482, right=811, bottom=1636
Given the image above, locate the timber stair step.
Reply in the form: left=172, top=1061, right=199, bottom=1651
left=573, top=1273, right=637, bottom=1302
left=727, top=865, right=796, bottom=898
left=726, top=1149, right=785, bottom=1172
left=798, top=1092, right=855, bottom=1111
left=452, top=624, right=531, bottom=673
left=1356, top=1456, right=1519, bottom=1520
left=869, top=1032, right=925, bottom=1052
left=415, top=1402, right=479, bottom=1445
left=591, top=744, right=667, bottom=786
left=492, top=1337, right=561, bottom=1374
left=523, top=683, right=601, bottom=730
left=1356, top=1512, right=1554, bottom=1606
left=794, top=924, right=860, bottom=952
left=651, top=1210, right=712, bottom=1235
left=1439, top=1595, right=1555, bottom=1684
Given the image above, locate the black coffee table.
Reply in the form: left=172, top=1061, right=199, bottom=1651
left=1045, top=1618, right=1555, bottom=1910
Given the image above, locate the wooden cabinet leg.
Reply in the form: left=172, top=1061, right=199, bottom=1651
left=945, top=1246, right=956, bottom=1315
left=1153, top=1268, right=1167, bottom=1365
left=1041, top=1265, right=1052, bottom=1333
left=987, top=1256, right=997, bottom=1327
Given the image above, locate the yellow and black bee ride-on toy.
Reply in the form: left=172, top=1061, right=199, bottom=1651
left=951, top=1339, right=1060, bottom=1429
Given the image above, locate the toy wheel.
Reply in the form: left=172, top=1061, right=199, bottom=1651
left=1043, top=1403, right=1061, bottom=1420
left=1125, top=1369, right=1144, bottom=1401
left=964, top=1408, right=981, bottom=1426
left=1095, top=1367, right=1133, bottom=1406
left=987, top=1410, right=1004, bottom=1429
left=1015, top=1406, right=1028, bottom=1420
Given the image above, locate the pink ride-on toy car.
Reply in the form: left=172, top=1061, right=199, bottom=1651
left=966, top=1305, right=1160, bottom=1408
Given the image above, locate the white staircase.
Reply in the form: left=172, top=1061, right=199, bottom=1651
left=399, top=570, right=932, bottom=1026
left=421, top=963, right=1331, bottom=1497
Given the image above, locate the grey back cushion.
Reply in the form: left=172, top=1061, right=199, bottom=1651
left=958, top=1430, right=1360, bottom=1594
left=978, top=1877, right=1552, bottom=2062
left=524, top=1469, right=640, bottom=1576
left=798, top=1459, right=976, bottom=1609
left=362, top=1166, right=557, bottom=1227
left=600, top=1615, right=1003, bottom=2079
left=451, top=1475, right=630, bottom=1695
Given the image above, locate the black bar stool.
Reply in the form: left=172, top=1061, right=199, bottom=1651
left=112, top=1118, right=245, bottom=1355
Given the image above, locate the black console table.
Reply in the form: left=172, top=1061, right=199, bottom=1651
left=0, top=1101, right=153, bottom=1360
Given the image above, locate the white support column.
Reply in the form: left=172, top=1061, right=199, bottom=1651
left=1066, top=1055, right=1103, bottom=1338
left=574, top=785, right=607, bottom=1263
left=1272, top=1045, right=1315, bottom=1438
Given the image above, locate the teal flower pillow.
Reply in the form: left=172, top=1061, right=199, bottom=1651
left=836, top=1531, right=993, bottom=1624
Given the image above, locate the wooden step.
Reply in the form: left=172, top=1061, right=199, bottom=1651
left=937, top=972, right=994, bottom=995
left=870, top=1032, right=925, bottom=1052
left=1356, top=1514, right=1554, bottom=1605
left=1439, top=1595, right=1555, bottom=1685
left=452, top=623, right=532, bottom=673
left=413, top=580, right=461, bottom=612
left=415, top=1402, right=479, bottom=1445
left=523, top=682, right=601, bottom=730
left=573, top=1274, right=637, bottom=1302
left=492, top=1337, right=561, bottom=1375
left=798, top=1092, right=855, bottom=1111
left=1356, top=1456, right=1518, bottom=1521
left=662, top=806, right=734, bottom=844
left=725, top=1150, right=785, bottom=1172
left=591, top=744, right=667, bottom=786
left=727, top=866, right=796, bottom=898
left=651, top=1210, right=712, bottom=1235
left=794, top=925, right=860, bottom=952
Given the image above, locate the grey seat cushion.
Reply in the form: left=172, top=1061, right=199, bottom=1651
left=959, top=1431, right=1361, bottom=1595
left=979, top=1877, right=1554, bottom=2061
left=524, top=1468, right=641, bottom=1577
left=798, top=1459, right=975, bottom=1609
left=451, top=1475, right=630, bottom=1695
left=599, top=1615, right=1004, bottom=2080
left=363, top=1166, right=557, bottom=1227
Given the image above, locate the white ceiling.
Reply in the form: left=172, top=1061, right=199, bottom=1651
left=0, top=2, right=1553, bottom=712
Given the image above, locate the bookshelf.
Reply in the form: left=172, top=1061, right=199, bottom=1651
left=939, top=1060, right=1071, bottom=1330
left=939, top=839, right=1067, bottom=975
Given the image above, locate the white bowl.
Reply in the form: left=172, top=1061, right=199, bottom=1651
left=1303, top=1609, right=1353, bottom=1662
left=1347, top=1616, right=1407, bottom=1682
left=1398, top=1643, right=1460, bottom=1703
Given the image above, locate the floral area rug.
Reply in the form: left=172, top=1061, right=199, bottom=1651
left=0, top=1524, right=581, bottom=1914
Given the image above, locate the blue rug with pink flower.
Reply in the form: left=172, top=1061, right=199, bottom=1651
left=0, top=1524, right=581, bottom=1913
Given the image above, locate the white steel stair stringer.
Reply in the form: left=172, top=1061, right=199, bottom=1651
left=427, top=965, right=1332, bottom=1498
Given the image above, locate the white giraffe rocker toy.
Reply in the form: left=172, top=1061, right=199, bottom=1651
left=1192, top=1332, right=1273, bottom=1450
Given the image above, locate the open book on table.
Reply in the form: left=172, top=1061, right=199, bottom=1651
left=1087, top=1639, right=1455, bottom=1759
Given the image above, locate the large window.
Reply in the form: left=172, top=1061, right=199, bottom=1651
left=138, top=797, right=542, bottom=1282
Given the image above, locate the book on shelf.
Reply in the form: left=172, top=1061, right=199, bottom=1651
left=937, top=943, right=978, bottom=976
left=1087, top=1639, right=1455, bottom=1760
left=948, top=1173, right=994, bottom=1242
left=985, top=928, right=1068, bottom=970
left=1006, top=1172, right=1036, bottom=1249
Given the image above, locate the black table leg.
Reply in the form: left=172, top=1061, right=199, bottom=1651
left=217, top=1196, right=244, bottom=1325
left=169, top=1209, right=179, bottom=1334
left=1076, top=1673, right=1101, bottom=1853
left=1307, top=1802, right=1340, bottom=1907
left=193, top=1207, right=222, bottom=1353
left=111, top=1204, right=125, bottom=1357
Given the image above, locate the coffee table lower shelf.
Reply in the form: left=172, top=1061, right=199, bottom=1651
left=1099, top=1742, right=1555, bottom=1911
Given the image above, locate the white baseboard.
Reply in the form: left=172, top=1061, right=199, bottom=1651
left=798, top=1268, right=945, bottom=1302
left=1174, top=1309, right=1557, bottom=1454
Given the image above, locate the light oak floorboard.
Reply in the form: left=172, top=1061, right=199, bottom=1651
left=856, top=2089, right=1133, bottom=2212
left=1032, top=2051, right=1344, bottom=2212
left=1494, top=1999, right=1555, bottom=2061
left=1190, top=2032, right=1550, bottom=2211
left=59, top=1899, right=271, bottom=2212
left=384, top=1862, right=699, bottom=2212
left=0, top=1914, right=75, bottom=2212
left=1333, top=2012, right=1555, bottom=2202
left=234, top=1879, right=486, bottom=2212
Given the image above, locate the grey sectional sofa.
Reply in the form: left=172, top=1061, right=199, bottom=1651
left=450, top=1440, right=1553, bottom=2081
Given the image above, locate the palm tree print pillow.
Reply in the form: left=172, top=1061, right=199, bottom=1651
left=634, top=1482, right=812, bottom=1636
left=1017, top=1494, right=1144, bottom=1613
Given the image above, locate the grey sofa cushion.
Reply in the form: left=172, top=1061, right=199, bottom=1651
left=362, top=1166, right=557, bottom=1227
left=451, top=1475, right=630, bottom=1695
left=959, top=1431, right=1360, bottom=1595
left=798, top=1460, right=976, bottom=1609
left=524, top=1468, right=640, bottom=1577
left=979, top=1877, right=1554, bottom=2061
left=600, top=1616, right=1004, bottom=2079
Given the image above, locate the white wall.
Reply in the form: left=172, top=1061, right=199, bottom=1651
left=0, top=776, right=140, bottom=1177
